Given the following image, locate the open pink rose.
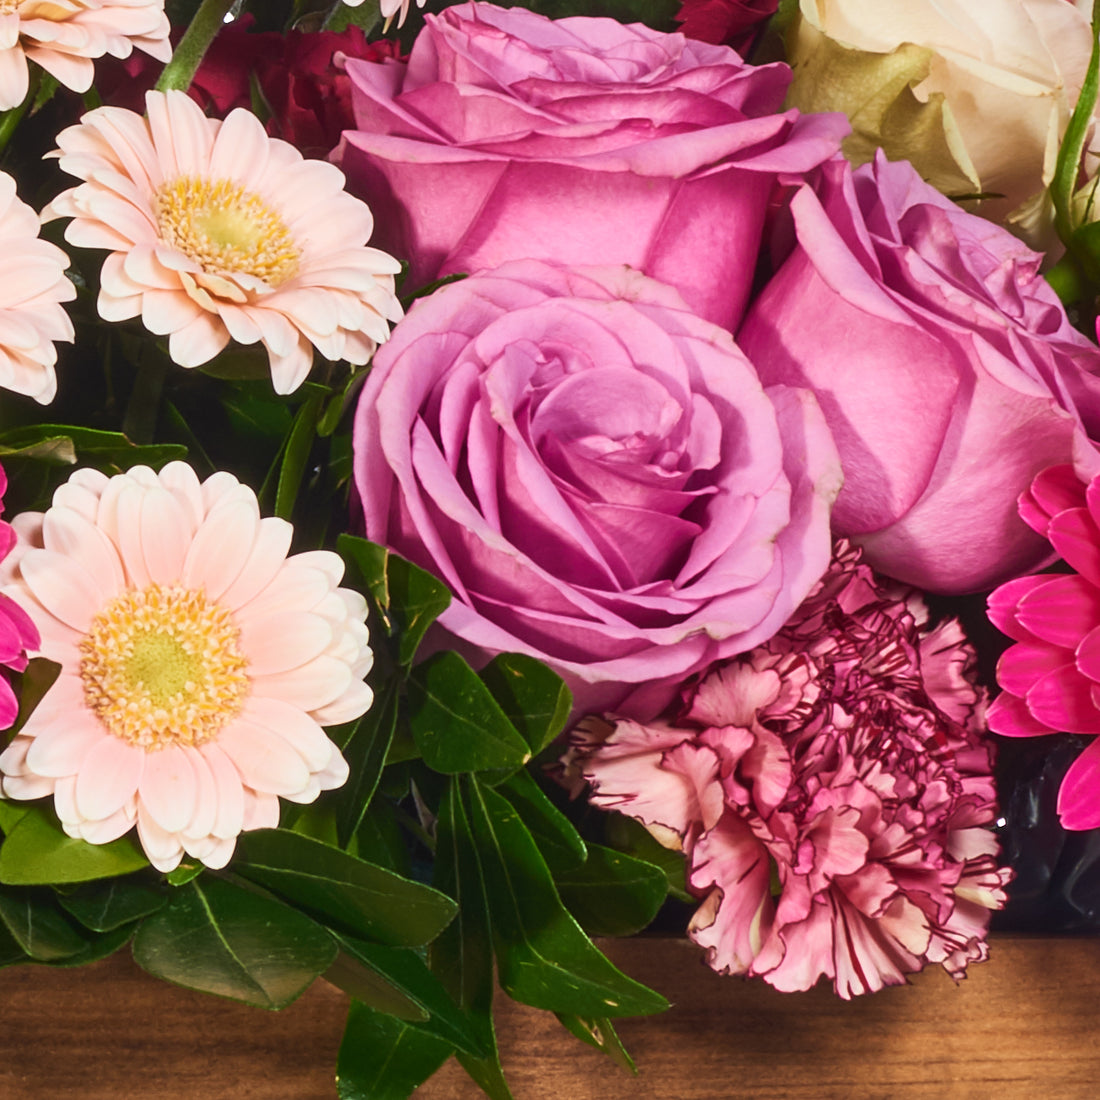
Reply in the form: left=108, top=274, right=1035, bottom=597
left=333, top=1, right=846, bottom=329
left=353, top=260, right=842, bottom=718
left=739, top=152, right=1100, bottom=594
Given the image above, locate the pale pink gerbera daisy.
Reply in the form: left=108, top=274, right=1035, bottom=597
left=342, top=0, right=426, bottom=31
left=0, top=170, right=75, bottom=403
left=0, top=462, right=373, bottom=872
left=44, top=89, right=404, bottom=394
left=0, top=1, right=171, bottom=111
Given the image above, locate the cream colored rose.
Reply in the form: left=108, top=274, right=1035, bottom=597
left=785, top=0, right=1096, bottom=247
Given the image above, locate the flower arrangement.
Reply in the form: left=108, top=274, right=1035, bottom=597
left=1, top=0, right=1100, bottom=1096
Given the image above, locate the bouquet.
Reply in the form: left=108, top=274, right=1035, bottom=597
left=1, top=0, right=1099, bottom=1095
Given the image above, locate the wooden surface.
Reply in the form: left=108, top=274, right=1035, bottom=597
left=1, top=935, right=1098, bottom=1099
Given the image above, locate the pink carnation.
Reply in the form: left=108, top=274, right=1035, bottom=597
left=571, top=542, right=1010, bottom=998
left=988, top=464, right=1100, bottom=830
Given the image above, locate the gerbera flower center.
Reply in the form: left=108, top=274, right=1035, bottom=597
left=155, top=175, right=300, bottom=287
left=79, top=583, right=250, bottom=750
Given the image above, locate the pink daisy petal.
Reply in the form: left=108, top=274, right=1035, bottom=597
left=1056, top=738, right=1100, bottom=830
left=1076, top=624, right=1100, bottom=683
left=1020, top=464, right=1083, bottom=534
left=1016, top=575, right=1100, bottom=649
left=1048, top=508, right=1100, bottom=589
left=1025, top=664, right=1100, bottom=734
left=0, top=462, right=371, bottom=869
left=987, top=691, right=1058, bottom=737
left=986, top=574, right=1052, bottom=642
left=996, top=642, right=1074, bottom=697
left=48, top=89, right=402, bottom=393
left=74, top=736, right=144, bottom=822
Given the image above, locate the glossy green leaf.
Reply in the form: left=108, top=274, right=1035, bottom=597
left=465, top=778, right=668, bottom=1018
left=56, top=874, right=167, bottom=932
left=0, top=887, right=89, bottom=961
left=388, top=554, right=453, bottom=666
left=0, top=801, right=30, bottom=835
left=0, top=424, right=185, bottom=471
left=330, top=934, right=486, bottom=1057
left=334, top=680, right=399, bottom=847
left=479, top=653, right=572, bottom=755
left=274, top=393, right=322, bottom=520
left=132, top=876, right=337, bottom=1010
left=165, top=862, right=203, bottom=887
left=603, top=812, right=692, bottom=903
left=0, top=805, right=148, bottom=884
left=43, top=922, right=134, bottom=969
left=500, top=769, right=586, bottom=874
left=555, top=1013, right=637, bottom=1073
left=337, top=535, right=391, bottom=625
left=234, top=828, right=457, bottom=947
left=554, top=844, right=667, bottom=937
left=336, top=1002, right=453, bottom=1100
left=432, top=782, right=514, bottom=1100
left=0, top=919, right=27, bottom=967
left=408, top=652, right=530, bottom=775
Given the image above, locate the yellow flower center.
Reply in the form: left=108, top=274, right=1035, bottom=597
left=154, top=175, right=300, bottom=287
left=0, top=2, right=20, bottom=14
left=79, top=584, right=250, bottom=750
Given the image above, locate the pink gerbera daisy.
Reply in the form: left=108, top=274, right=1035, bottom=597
left=570, top=541, right=1010, bottom=998
left=0, top=461, right=373, bottom=872
left=988, top=464, right=1100, bottom=830
left=0, top=170, right=75, bottom=403
left=44, top=89, right=403, bottom=394
left=0, top=463, right=38, bottom=728
left=0, top=0, right=171, bottom=111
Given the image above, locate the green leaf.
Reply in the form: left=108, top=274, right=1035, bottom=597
left=555, top=1014, right=637, bottom=1073
left=336, top=1002, right=453, bottom=1100
left=336, top=537, right=452, bottom=664
left=334, top=680, right=399, bottom=847
left=132, top=875, right=337, bottom=1010
left=6, top=657, right=60, bottom=737
left=407, top=652, right=530, bottom=775
left=0, top=801, right=30, bottom=835
left=337, top=535, right=391, bottom=625
left=554, top=844, right=667, bottom=937
left=465, top=778, right=668, bottom=1019
left=499, top=769, right=586, bottom=874
left=329, top=934, right=486, bottom=1057
left=274, top=393, right=323, bottom=520
left=603, top=812, right=692, bottom=903
left=0, top=424, right=186, bottom=472
left=0, top=805, right=148, bottom=884
left=43, top=922, right=134, bottom=969
left=165, top=862, right=203, bottom=887
left=0, top=919, right=28, bottom=967
left=234, top=828, right=457, bottom=947
left=56, top=874, right=167, bottom=932
left=0, top=887, right=89, bottom=961
left=479, top=653, right=573, bottom=755
left=433, top=781, right=514, bottom=1100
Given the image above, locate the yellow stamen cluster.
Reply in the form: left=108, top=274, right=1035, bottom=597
left=155, top=175, right=300, bottom=287
left=80, top=583, right=250, bottom=750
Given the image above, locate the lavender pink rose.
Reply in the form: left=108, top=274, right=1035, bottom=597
left=334, top=1, right=846, bottom=330
left=352, top=260, right=842, bottom=718
left=739, top=152, right=1100, bottom=595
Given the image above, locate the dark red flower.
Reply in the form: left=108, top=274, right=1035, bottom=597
left=675, top=0, right=778, bottom=52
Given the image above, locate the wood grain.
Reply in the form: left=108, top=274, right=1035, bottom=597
left=1, top=935, right=1097, bottom=1099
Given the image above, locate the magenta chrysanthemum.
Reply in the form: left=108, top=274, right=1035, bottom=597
left=0, top=464, right=38, bottom=729
left=0, top=0, right=171, bottom=111
left=0, top=170, right=75, bottom=403
left=0, top=462, right=373, bottom=872
left=987, top=464, right=1100, bottom=830
left=44, top=89, right=403, bottom=394
left=571, top=542, right=1010, bottom=999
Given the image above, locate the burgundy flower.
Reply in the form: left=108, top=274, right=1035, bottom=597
left=571, top=541, right=1010, bottom=998
left=988, top=464, right=1100, bottom=830
left=675, top=0, right=778, bottom=52
left=96, top=16, right=401, bottom=158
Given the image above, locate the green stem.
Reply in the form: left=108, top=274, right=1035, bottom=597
left=154, top=0, right=238, bottom=93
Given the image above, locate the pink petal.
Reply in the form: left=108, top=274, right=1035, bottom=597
left=1057, top=738, right=1100, bottom=830
left=1026, top=664, right=1100, bottom=734
left=198, top=742, right=245, bottom=840
left=987, top=691, right=1058, bottom=737
left=75, top=737, right=144, bottom=822
left=986, top=575, right=1053, bottom=643
left=1016, top=575, right=1100, bottom=649
left=996, top=642, right=1073, bottom=697
left=1048, top=508, right=1100, bottom=589
left=138, top=745, right=198, bottom=835
left=217, top=719, right=311, bottom=796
